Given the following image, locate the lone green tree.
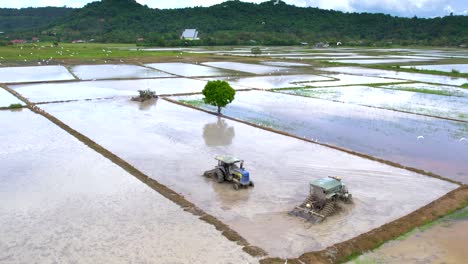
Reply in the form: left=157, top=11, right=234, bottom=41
left=202, top=80, right=235, bottom=114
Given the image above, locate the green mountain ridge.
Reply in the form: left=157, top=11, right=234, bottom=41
left=1, top=0, right=467, bottom=46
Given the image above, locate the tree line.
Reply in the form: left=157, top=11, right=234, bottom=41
left=0, top=0, right=467, bottom=47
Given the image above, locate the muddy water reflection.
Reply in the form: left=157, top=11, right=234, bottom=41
left=203, top=118, right=235, bottom=146
left=43, top=99, right=458, bottom=258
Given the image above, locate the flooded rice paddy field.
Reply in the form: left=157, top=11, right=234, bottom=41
left=401, top=63, right=468, bottom=73
left=0, top=65, right=75, bottom=83
left=320, top=66, right=468, bottom=86
left=299, top=74, right=406, bottom=87
left=203, top=74, right=333, bottom=89
left=282, top=85, right=468, bottom=121
left=381, top=83, right=468, bottom=97
left=41, top=98, right=457, bottom=258
left=176, top=91, right=468, bottom=183
left=145, top=62, right=238, bottom=77
left=202, top=61, right=293, bottom=74
left=349, top=208, right=468, bottom=264
left=0, top=88, right=23, bottom=107
left=0, top=109, right=256, bottom=263
left=2, top=46, right=468, bottom=261
left=9, top=78, right=244, bottom=103
left=70, top=64, right=172, bottom=80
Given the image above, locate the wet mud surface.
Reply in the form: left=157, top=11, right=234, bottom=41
left=0, top=109, right=257, bottom=264
left=176, top=91, right=468, bottom=183
left=42, top=98, right=457, bottom=258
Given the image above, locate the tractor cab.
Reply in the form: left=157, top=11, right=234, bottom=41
left=289, top=176, right=352, bottom=222
left=204, top=155, right=254, bottom=190
left=310, top=176, right=349, bottom=200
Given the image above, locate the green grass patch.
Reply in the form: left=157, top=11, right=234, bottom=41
left=178, top=99, right=205, bottom=108
left=461, top=83, right=468, bottom=88
left=0, top=42, right=201, bottom=62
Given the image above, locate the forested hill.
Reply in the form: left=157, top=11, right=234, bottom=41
left=1, top=0, right=467, bottom=46
left=0, top=7, right=74, bottom=32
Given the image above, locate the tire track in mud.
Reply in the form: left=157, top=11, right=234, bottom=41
left=1, top=84, right=267, bottom=258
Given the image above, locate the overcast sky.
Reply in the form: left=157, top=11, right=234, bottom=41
left=2, top=0, right=467, bottom=17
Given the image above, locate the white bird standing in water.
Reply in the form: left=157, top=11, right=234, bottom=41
left=460, top=137, right=467, bottom=142
left=417, top=136, right=424, bottom=140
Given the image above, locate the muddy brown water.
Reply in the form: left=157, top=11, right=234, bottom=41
left=0, top=109, right=257, bottom=263
left=350, top=216, right=468, bottom=264
left=42, top=98, right=458, bottom=258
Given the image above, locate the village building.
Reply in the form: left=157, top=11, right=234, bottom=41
left=180, top=29, right=199, bottom=40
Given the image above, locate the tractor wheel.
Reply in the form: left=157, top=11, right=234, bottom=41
left=216, top=169, right=224, bottom=183
left=249, top=181, right=254, bottom=187
left=233, top=183, right=240, bottom=190
left=319, top=202, right=336, bottom=218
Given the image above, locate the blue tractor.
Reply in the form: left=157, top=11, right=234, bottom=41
left=203, top=155, right=254, bottom=190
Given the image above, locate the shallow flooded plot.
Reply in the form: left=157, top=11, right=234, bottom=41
left=145, top=62, right=234, bottom=77
left=177, top=91, right=468, bottom=183
left=381, top=83, right=468, bottom=97
left=202, top=61, right=291, bottom=74
left=10, top=78, right=212, bottom=103
left=349, top=208, right=468, bottom=264
left=0, top=110, right=256, bottom=263
left=320, top=66, right=468, bottom=86
left=203, top=74, right=333, bottom=89
left=329, top=58, right=431, bottom=64
left=402, top=64, right=468, bottom=73
left=284, top=86, right=468, bottom=121
left=301, top=73, right=405, bottom=87
left=71, top=64, right=172, bottom=80
left=43, top=99, right=457, bottom=257
left=0, top=65, right=75, bottom=83
left=0, top=88, right=23, bottom=107
left=261, top=61, right=311, bottom=67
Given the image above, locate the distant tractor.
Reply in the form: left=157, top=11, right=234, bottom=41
left=290, top=176, right=352, bottom=222
left=204, top=155, right=254, bottom=190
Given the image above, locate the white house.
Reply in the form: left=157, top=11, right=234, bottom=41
left=181, top=29, right=199, bottom=40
